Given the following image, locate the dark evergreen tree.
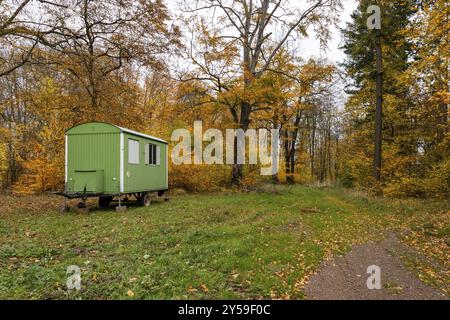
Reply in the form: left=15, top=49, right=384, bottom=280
left=340, top=0, right=418, bottom=191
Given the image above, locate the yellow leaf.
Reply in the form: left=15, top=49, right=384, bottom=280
left=200, top=284, right=209, bottom=293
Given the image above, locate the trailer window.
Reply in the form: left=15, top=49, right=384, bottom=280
left=145, top=143, right=159, bottom=165
left=128, top=139, right=139, bottom=164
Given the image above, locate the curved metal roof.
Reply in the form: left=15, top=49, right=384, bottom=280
left=66, top=121, right=168, bottom=144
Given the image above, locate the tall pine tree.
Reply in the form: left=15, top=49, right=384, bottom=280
left=340, top=0, right=417, bottom=193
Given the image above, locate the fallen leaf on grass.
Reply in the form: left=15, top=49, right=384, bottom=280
left=200, top=284, right=209, bottom=293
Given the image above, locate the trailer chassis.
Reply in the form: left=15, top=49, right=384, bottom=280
left=55, top=189, right=168, bottom=212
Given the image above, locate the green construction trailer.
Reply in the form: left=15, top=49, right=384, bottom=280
left=59, top=122, right=168, bottom=210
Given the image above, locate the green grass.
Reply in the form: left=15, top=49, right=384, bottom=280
left=0, top=186, right=448, bottom=299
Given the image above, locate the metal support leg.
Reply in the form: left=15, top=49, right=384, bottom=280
left=116, top=193, right=126, bottom=211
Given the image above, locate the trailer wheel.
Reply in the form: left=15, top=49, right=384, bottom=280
left=140, top=193, right=151, bottom=207
left=99, top=196, right=112, bottom=208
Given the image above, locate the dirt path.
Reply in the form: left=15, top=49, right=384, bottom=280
left=304, top=234, right=447, bottom=300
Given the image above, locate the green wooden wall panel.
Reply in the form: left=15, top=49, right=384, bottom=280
left=66, top=122, right=167, bottom=195
left=123, top=132, right=168, bottom=193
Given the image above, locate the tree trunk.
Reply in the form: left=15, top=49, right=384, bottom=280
left=284, top=130, right=294, bottom=184
left=231, top=163, right=243, bottom=184
left=285, top=110, right=302, bottom=184
left=289, top=149, right=295, bottom=182
left=327, top=120, right=333, bottom=181
left=319, top=136, right=325, bottom=183
left=231, top=101, right=252, bottom=184
left=310, top=115, right=316, bottom=179
left=373, top=30, right=383, bottom=186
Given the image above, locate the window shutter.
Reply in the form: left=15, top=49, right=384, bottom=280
left=156, top=146, right=160, bottom=165
left=128, top=139, right=139, bottom=164
left=144, top=144, right=149, bottom=164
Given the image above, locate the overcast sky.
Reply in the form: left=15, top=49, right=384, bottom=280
left=167, top=0, right=358, bottom=64
left=299, top=0, right=358, bottom=63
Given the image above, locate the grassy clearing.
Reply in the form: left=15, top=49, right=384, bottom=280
left=0, top=186, right=448, bottom=299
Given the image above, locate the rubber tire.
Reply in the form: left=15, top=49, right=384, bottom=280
left=98, top=196, right=112, bottom=208
left=140, top=193, right=151, bottom=207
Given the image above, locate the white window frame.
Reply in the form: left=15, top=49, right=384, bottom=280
left=144, top=143, right=150, bottom=165
left=156, top=145, right=160, bottom=166
left=145, top=143, right=160, bottom=166
left=128, top=139, right=140, bottom=164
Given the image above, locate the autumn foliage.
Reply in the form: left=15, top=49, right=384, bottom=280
left=0, top=0, right=448, bottom=198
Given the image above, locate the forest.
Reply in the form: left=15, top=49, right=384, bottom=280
left=0, top=0, right=448, bottom=198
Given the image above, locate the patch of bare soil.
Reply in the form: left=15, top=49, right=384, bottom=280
left=304, top=234, right=448, bottom=300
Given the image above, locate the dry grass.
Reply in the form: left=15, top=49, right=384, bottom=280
left=0, top=194, right=95, bottom=216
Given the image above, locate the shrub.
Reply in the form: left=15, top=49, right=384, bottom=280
left=340, top=166, right=356, bottom=188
